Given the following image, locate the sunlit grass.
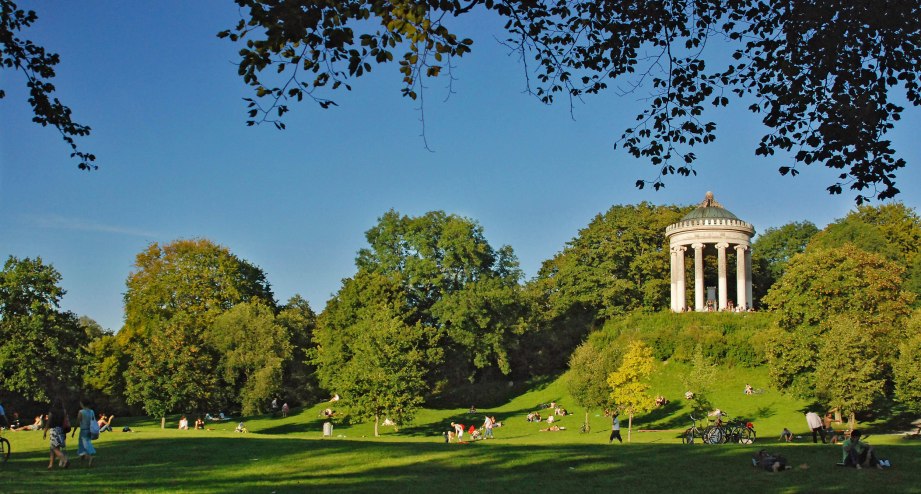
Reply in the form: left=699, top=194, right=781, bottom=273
left=3, top=364, right=920, bottom=493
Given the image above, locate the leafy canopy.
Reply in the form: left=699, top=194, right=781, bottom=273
left=0, top=256, right=85, bottom=402
left=221, top=1, right=921, bottom=202
left=0, top=0, right=95, bottom=170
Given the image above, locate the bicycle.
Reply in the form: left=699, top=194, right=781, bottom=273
left=0, top=427, right=10, bottom=462
left=579, top=421, right=591, bottom=433
left=682, top=415, right=707, bottom=444
left=725, top=420, right=757, bottom=444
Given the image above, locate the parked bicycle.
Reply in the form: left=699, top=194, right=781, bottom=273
left=682, top=415, right=710, bottom=444
left=0, top=428, right=10, bottom=462
left=725, top=420, right=757, bottom=444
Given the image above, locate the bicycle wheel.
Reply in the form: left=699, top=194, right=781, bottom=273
left=705, top=427, right=725, bottom=444
left=682, top=428, right=696, bottom=444
left=738, top=428, right=756, bottom=444
left=0, top=437, right=10, bottom=462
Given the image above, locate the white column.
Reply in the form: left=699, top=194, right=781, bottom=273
left=676, top=246, right=687, bottom=311
left=735, top=245, right=747, bottom=310
left=745, top=246, right=753, bottom=309
left=716, top=242, right=728, bottom=310
left=693, top=243, right=704, bottom=312
left=670, top=248, right=678, bottom=312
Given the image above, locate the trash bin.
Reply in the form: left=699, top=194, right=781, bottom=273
left=323, top=421, right=333, bottom=437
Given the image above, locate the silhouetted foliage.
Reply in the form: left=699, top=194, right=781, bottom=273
left=221, top=1, right=921, bottom=202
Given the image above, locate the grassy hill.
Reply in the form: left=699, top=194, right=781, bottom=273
left=4, top=362, right=920, bottom=493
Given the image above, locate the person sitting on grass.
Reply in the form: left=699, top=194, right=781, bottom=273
left=841, top=430, right=884, bottom=469
left=178, top=416, right=189, bottom=430
left=828, top=426, right=842, bottom=444
left=195, top=417, right=205, bottom=430
left=97, top=413, right=113, bottom=433
left=235, top=422, right=248, bottom=433
left=780, top=428, right=794, bottom=442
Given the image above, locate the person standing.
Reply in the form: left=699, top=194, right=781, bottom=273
left=73, top=400, right=97, bottom=466
left=609, top=411, right=623, bottom=444
left=805, top=411, right=825, bottom=444
left=484, top=416, right=494, bottom=439
left=0, top=400, right=8, bottom=428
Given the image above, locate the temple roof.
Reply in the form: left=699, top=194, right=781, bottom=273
left=680, top=192, right=741, bottom=221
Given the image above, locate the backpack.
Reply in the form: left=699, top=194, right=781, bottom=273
left=89, top=411, right=100, bottom=440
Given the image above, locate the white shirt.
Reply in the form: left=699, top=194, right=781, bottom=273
left=805, top=412, right=823, bottom=429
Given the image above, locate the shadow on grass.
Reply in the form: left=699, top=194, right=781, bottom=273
left=5, top=434, right=921, bottom=493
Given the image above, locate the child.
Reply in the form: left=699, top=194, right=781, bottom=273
left=235, top=422, right=247, bottom=433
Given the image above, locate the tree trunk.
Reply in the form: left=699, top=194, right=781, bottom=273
left=628, top=412, right=633, bottom=443
left=374, top=414, right=380, bottom=437
left=849, top=412, right=856, bottom=431
left=584, top=411, right=589, bottom=430
left=161, top=416, right=165, bottom=429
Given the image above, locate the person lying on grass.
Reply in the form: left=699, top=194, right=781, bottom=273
left=752, top=450, right=790, bottom=472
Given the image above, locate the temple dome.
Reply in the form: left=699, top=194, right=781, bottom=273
left=680, top=191, right=740, bottom=221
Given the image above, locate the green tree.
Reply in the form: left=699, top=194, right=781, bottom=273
left=568, top=338, right=619, bottom=430
left=124, top=313, right=217, bottom=428
left=277, top=295, right=321, bottom=406
left=527, top=203, right=689, bottom=370
left=318, top=210, right=526, bottom=397
left=319, top=306, right=434, bottom=437
left=221, top=1, right=921, bottom=202
left=120, top=239, right=275, bottom=421
left=209, top=301, right=292, bottom=415
left=534, top=203, right=689, bottom=319
left=1, top=1, right=95, bottom=170
left=682, top=346, right=718, bottom=416
left=764, top=244, right=914, bottom=398
left=123, top=239, right=274, bottom=337
left=607, top=340, right=656, bottom=442
left=764, top=244, right=913, bottom=332
left=751, top=221, right=819, bottom=305
left=894, top=311, right=921, bottom=414
left=0, top=256, right=85, bottom=402
left=815, top=318, right=887, bottom=429
left=808, top=203, right=921, bottom=304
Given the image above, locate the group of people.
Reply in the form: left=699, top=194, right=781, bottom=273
left=526, top=402, right=569, bottom=424
left=0, top=399, right=101, bottom=470
left=270, top=398, right=290, bottom=418
left=177, top=416, right=210, bottom=430
left=44, top=400, right=99, bottom=470
left=447, top=415, right=499, bottom=442
left=769, top=411, right=890, bottom=471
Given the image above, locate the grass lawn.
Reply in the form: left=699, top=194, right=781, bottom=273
left=3, top=363, right=920, bottom=493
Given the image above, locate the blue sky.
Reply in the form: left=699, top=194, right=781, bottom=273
left=2, top=1, right=919, bottom=331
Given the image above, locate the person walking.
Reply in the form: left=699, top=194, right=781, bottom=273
left=609, top=411, right=623, bottom=444
left=484, top=416, right=494, bottom=439
left=805, top=411, right=826, bottom=444
left=43, top=407, right=69, bottom=469
left=73, top=400, right=97, bottom=466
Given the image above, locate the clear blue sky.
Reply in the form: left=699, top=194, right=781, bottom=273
left=2, top=1, right=919, bottom=331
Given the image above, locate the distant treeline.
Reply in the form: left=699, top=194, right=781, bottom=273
left=1, top=202, right=919, bottom=430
